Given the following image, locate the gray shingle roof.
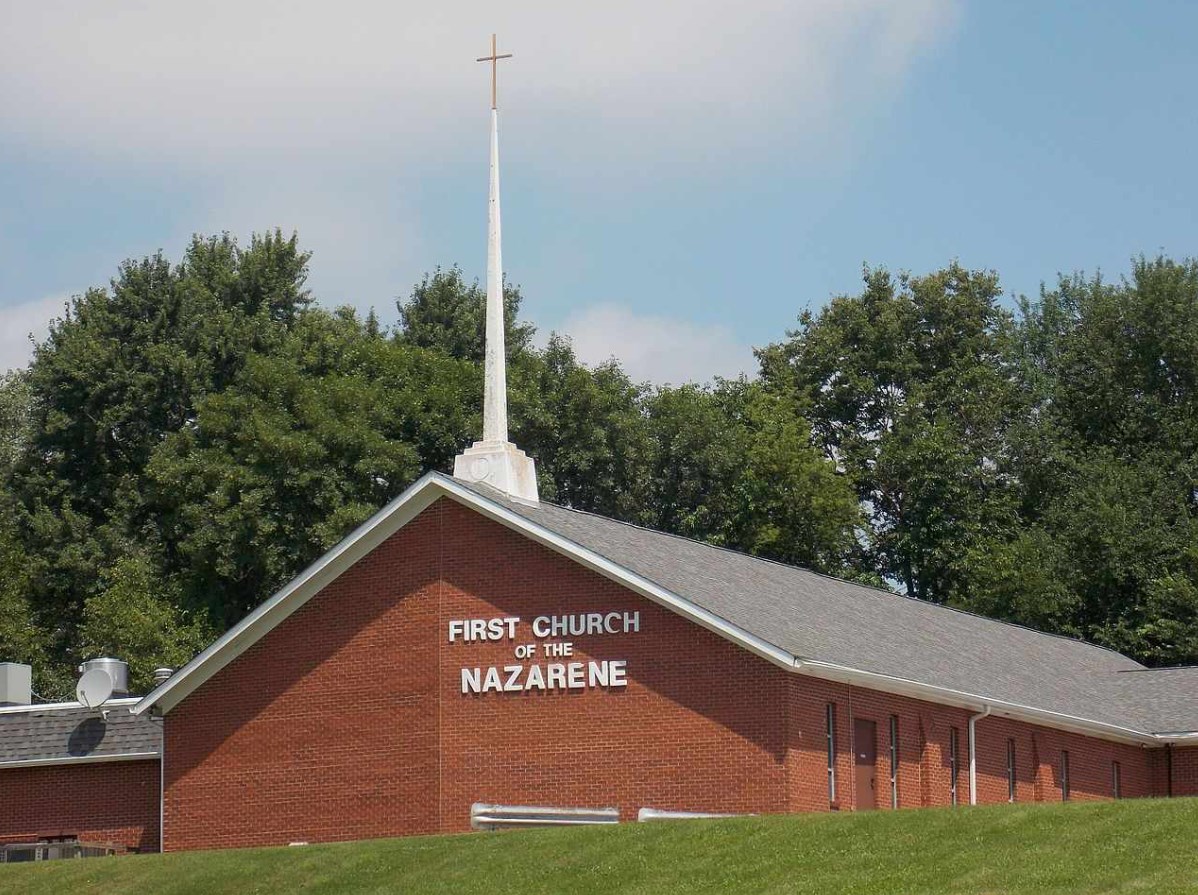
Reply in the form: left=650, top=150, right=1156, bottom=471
left=0, top=703, right=160, bottom=765
left=456, top=477, right=1198, bottom=736
left=1107, top=668, right=1198, bottom=735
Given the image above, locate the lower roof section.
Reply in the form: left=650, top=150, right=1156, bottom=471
left=0, top=698, right=160, bottom=767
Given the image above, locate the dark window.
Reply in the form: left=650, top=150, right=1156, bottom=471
left=826, top=703, right=837, bottom=803
left=1061, top=751, right=1071, bottom=801
left=949, top=727, right=960, bottom=806
left=889, top=715, right=899, bottom=809
left=1007, top=739, right=1017, bottom=802
left=1112, top=761, right=1121, bottom=799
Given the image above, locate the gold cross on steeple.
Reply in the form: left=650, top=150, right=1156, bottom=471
left=476, top=34, right=513, bottom=111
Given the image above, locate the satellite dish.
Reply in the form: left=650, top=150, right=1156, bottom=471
left=76, top=668, right=114, bottom=709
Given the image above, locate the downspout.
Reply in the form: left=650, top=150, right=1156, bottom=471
left=969, top=706, right=991, bottom=806
left=142, top=707, right=166, bottom=853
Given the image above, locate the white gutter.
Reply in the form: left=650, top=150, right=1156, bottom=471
left=0, top=697, right=140, bottom=715
left=1152, top=731, right=1198, bottom=744
left=0, top=751, right=159, bottom=770
left=794, top=658, right=1159, bottom=747
left=969, top=706, right=992, bottom=805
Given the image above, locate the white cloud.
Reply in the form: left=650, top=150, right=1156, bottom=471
left=0, top=294, right=69, bottom=373
left=0, top=1, right=958, bottom=359
left=0, top=1, right=957, bottom=168
left=559, top=304, right=753, bottom=385
left=179, top=177, right=427, bottom=313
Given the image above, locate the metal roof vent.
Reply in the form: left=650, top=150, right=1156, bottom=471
left=77, top=658, right=129, bottom=698
left=0, top=663, right=32, bottom=707
left=152, top=667, right=174, bottom=686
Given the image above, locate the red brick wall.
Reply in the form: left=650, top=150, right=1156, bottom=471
left=1167, top=746, right=1198, bottom=796
left=163, top=506, right=443, bottom=851
left=781, top=681, right=1153, bottom=813
left=162, top=496, right=1163, bottom=851
left=0, top=759, right=159, bottom=852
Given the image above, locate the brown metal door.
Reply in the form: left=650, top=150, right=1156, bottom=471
left=854, top=718, right=877, bottom=810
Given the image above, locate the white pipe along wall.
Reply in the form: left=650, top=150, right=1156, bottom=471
left=969, top=706, right=992, bottom=805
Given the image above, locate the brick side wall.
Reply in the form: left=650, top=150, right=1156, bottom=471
left=782, top=680, right=1154, bottom=814
left=162, top=497, right=1163, bottom=851
left=163, top=507, right=443, bottom=851
left=0, top=759, right=159, bottom=852
left=1167, top=747, right=1198, bottom=796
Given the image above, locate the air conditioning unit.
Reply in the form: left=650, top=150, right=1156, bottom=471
left=0, top=841, right=117, bottom=863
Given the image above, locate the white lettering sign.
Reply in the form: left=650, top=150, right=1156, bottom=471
left=460, top=660, right=628, bottom=694
left=447, top=617, right=520, bottom=642
left=450, top=612, right=639, bottom=695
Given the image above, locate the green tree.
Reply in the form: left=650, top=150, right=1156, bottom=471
left=0, top=371, right=34, bottom=474
left=643, top=380, right=861, bottom=573
left=398, top=266, right=534, bottom=362
left=0, top=516, right=46, bottom=671
left=145, top=308, right=477, bottom=627
left=77, top=553, right=213, bottom=694
left=8, top=232, right=313, bottom=657
left=1005, top=258, right=1198, bottom=664
left=758, top=263, right=1021, bottom=599
left=18, top=232, right=309, bottom=516
left=512, top=334, right=653, bottom=522
left=1016, top=257, right=1198, bottom=458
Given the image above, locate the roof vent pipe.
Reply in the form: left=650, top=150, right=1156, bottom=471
left=152, top=667, right=174, bottom=686
left=78, top=658, right=129, bottom=697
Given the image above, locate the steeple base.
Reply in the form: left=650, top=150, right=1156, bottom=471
left=453, top=440, right=539, bottom=502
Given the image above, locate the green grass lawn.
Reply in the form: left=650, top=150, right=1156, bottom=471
left=2, top=798, right=1196, bottom=895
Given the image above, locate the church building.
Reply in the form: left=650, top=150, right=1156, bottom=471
left=3, top=38, right=1198, bottom=855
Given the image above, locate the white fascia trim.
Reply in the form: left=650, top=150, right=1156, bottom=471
left=434, top=478, right=797, bottom=671
left=0, top=751, right=159, bottom=770
left=794, top=659, right=1160, bottom=747
left=133, top=472, right=447, bottom=715
left=1154, top=731, right=1198, bottom=744
left=0, top=697, right=141, bottom=716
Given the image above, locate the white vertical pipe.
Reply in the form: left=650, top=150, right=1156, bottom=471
left=969, top=705, right=992, bottom=805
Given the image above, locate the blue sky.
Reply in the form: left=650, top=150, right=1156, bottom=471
left=2, top=1, right=1195, bottom=381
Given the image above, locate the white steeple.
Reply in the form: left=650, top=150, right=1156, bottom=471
left=453, top=35, right=538, bottom=502
left=482, top=105, right=508, bottom=444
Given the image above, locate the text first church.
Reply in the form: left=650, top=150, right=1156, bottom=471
left=3, top=40, right=1198, bottom=855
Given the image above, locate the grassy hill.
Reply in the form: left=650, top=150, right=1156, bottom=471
left=2, top=798, right=1196, bottom=895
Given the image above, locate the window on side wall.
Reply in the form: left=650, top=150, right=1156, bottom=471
left=889, top=715, right=899, bottom=809
left=949, top=727, right=960, bottom=806
left=1061, top=750, right=1071, bottom=801
left=826, top=703, right=837, bottom=804
left=1112, top=760, right=1121, bottom=799
left=1007, top=739, right=1016, bottom=802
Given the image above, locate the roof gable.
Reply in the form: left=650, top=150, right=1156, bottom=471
left=134, top=472, right=1190, bottom=744
left=134, top=473, right=793, bottom=717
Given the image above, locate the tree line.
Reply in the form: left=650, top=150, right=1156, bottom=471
left=1, top=232, right=1195, bottom=695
